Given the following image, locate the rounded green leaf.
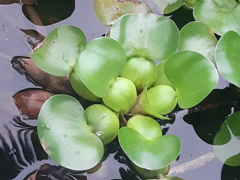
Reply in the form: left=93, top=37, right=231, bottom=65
left=214, top=111, right=240, bottom=166
left=69, top=69, right=101, bottom=102
left=224, top=153, right=240, bottom=167
left=214, top=122, right=231, bottom=146
left=153, top=0, right=184, bottom=14
left=118, top=127, right=181, bottom=170
left=216, top=31, right=240, bottom=87
left=165, top=50, right=218, bottom=109
left=193, top=0, right=240, bottom=35
left=110, top=13, right=179, bottom=60
left=75, top=37, right=126, bottom=97
left=179, top=21, right=218, bottom=63
left=37, top=94, right=104, bottom=170
left=127, top=115, right=162, bottom=139
left=31, top=25, right=87, bottom=76
left=94, top=0, right=152, bottom=26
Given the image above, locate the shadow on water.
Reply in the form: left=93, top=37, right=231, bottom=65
left=0, top=0, right=240, bottom=179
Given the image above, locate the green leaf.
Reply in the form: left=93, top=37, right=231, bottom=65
left=69, top=69, right=102, bottom=102
left=216, top=31, right=240, bottom=87
left=213, top=122, right=231, bottom=146
left=184, top=0, right=201, bottom=8
left=37, top=94, right=104, bottom=170
left=31, top=25, right=87, bottom=76
left=74, top=37, right=126, bottom=97
left=224, top=152, right=240, bottom=167
left=179, top=21, right=217, bottom=63
left=110, top=13, right=179, bottom=61
left=94, top=0, right=152, bottom=26
left=213, top=111, right=240, bottom=166
left=127, top=115, right=162, bottom=139
left=118, top=126, right=181, bottom=170
left=193, top=0, right=240, bottom=35
left=165, top=50, right=218, bottom=109
left=153, top=0, right=184, bottom=14
left=154, top=60, right=174, bottom=88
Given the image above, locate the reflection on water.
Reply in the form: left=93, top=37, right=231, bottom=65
left=22, top=0, right=75, bottom=26
left=183, top=87, right=238, bottom=145
left=0, top=0, right=240, bottom=179
left=169, top=152, right=215, bottom=175
left=0, top=116, right=48, bottom=180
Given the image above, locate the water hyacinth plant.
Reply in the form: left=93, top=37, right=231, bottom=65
left=27, top=0, right=240, bottom=178
left=31, top=14, right=183, bottom=177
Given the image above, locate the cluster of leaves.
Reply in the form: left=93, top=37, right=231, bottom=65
left=30, top=0, right=240, bottom=179
left=213, top=111, right=240, bottom=167
left=152, top=0, right=240, bottom=169
left=32, top=14, right=182, bottom=178
left=154, top=0, right=240, bottom=168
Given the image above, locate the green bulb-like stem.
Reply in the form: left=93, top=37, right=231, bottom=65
left=132, top=162, right=169, bottom=179
left=102, top=77, right=137, bottom=114
left=121, top=57, right=157, bottom=93
left=85, top=104, right=119, bottom=145
left=148, top=85, right=177, bottom=115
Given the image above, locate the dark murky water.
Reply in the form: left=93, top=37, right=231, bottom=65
left=0, top=1, right=240, bottom=180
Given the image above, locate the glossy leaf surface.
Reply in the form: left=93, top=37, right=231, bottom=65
left=153, top=0, right=184, bottom=14
left=165, top=50, right=218, bottom=109
left=127, top=115, right=162, bottom=139
left=216, top=31, right=240, bottom=87
left=31, top=25, right=87, bottom=76
left=69, top=70, right=101, bottom=102
left=193, top=0, right=240, bottom=35
left=110, top=13, right=179, bottom=61
left=37, top=95, right=104, bottom=170
left=119, top=125, right=181, bottom=169
left=94, top=0, right=152, bottom=26
left=179, top=21, right=217, bottom=63
left=214, top=111, right=240, bottom=166
left=75, top=37, right=126, bottom=97
left=184, top=0, right=201, bottom=8
left=154, top=60, right=174, bottom=88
